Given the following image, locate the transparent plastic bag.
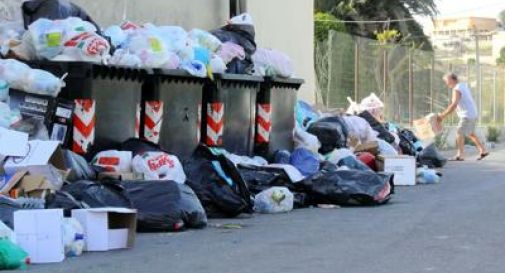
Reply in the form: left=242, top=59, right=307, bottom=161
left=62, top=218, right=84, bottom=257
left=217, top=42, right=245, bottom=64
left=181, top=60, right=207, bottom=78
left=294, top=126, right=321, bottom=154
left=254, top=187, right=294, bottom=214
left=252, top=48, right=294, bottom=78
left=360, top=93, right=384, bottom=120
left=189, top=28, right=222, bottom=53
left=0, top=59, right=65, bottom=97
left=0, top=102, right=21, bottom=128
left=108, top=49, right=142, bottom=67
left=0, top=80, right=8, bottom=103
left=210, top=55, right=226, bottom=74
left=103, top=25, right=128, bottom=48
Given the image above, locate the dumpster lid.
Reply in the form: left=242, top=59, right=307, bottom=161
left=155, top=69, right=207, bottom=84
left=266, top=77, right=305, bottom=90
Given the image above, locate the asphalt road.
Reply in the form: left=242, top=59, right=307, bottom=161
left=25, top=147, right=505, bottom=273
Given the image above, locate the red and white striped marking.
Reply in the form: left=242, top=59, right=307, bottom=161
left=256, top=103, right=272, bottom=144
left=206, top=102, right=224, bottom=146
left=144, top=101, right=164, bottom=144
left=135, top=103, right=141, bottom=138
left=197, top=103, right=202, bottom=143
left=73, top=99, right=96, bottom=154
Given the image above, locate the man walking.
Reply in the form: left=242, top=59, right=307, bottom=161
left=438, top=73, right=489, bottom=161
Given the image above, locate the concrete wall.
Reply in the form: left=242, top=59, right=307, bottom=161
left=73, top=0, right=316, bottom=102
left=248, top=0, right=316, bottom=102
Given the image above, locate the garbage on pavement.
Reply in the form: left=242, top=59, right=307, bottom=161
left=0, top=2, right=452, bottom=270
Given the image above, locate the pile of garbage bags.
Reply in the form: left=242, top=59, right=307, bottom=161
left=0, top=7, right=295, bottom=79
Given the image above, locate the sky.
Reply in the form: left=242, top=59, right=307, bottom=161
left=418, top=0, right=505, bottom=33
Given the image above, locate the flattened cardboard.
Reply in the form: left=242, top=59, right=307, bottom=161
left=3, top=141, right=66, bottom=188
left=0, top=170, right=28, bottom=195
left=0, top=127, right=29, bottom=158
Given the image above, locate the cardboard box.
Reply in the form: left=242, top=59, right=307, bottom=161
left=9, top=89, right=74, bottom=147
left=72, top=208, right=137, bottom=251
left=14, top=209, right=65, bottom=264
left=3, top=141, right=66, bottom=188
left=377, top=155, right=417, bottom=186
left=355, top=141, right=379, bottom=155
left=413, top=114, right=443, bottom=140
left=0, top=170, right=28, bottom=195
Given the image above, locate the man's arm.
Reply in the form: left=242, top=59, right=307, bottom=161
left=439, top=89, right=461, bottom=120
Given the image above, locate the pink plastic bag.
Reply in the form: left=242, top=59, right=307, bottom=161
left=217, top=42, right=245, bottom=64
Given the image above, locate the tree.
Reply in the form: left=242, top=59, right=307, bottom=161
left=497, top=46, right=505, bottom=65
left=499, top=10, right=505, bottom=26
left=314, top=12, right=346, bottom=42
left=314, top=0, right=437, bottom=50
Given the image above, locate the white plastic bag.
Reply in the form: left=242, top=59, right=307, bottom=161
left=56, top=32, right=110, bottom=63
left=254, top=187, right=294, bottom=214
left=132, top=152, right=186, bottom=183
left=377, top=139, right=399, bottom=156
left=62, top=218, right=84, bottom=257
left=252, top=48, right=294, bottom=78
left=104, top=25, right=128, bottom=48
left=360, top=93, right=384, bottom=120
left=326, top=148, right=355, bottom=165
left=343, top=115, right=378, bottom=144
left=92, top=150, right=133, bottom=173
left=294, top=126, right=321, bottom=154
left=108, top=49, right=142, bottom=67
left=189, top=28, right=222, bottom=53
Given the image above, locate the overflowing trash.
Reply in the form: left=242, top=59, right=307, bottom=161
left=0, top=2, right=452, bottom=270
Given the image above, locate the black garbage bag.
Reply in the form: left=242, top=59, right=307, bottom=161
left=63, top=150, right=96, bottom=182
left=301, top=170, right=394, bottom=206
left=211, top=24, right=256, bottom=74
left=358, top=111, right=396, bottom=144
left=62, top=180, right=132, bottom=208
left=120, top=138, right=167, bottom=157
left=122, top=181, right=207, bottom=232
left=22, top=0, right=99, bottom=29
left=238, top=164, right=307, bottom=208
left=418, top=144, right=447, bottom=168
left=45, top=190, right=88, bottom=217
left=0, top=196, right=21, bottom=229
left=398, top=129, right=422, bottom=156
left=183, top=145, right=253, bottom=218
left=307, top=119, right=348, bottom=154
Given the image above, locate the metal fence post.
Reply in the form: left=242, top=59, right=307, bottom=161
left=408, top=50, right=414, bottom=125
left=383, top=49, right=388, bottom=120
left=354, top=40, right=360, bottom=102
left=430, top=56, right=435, bottom=113
left=493, top=69, right=497, bottom=124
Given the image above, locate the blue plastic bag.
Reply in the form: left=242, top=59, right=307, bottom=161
left=289, top=148, right=320, bottom=177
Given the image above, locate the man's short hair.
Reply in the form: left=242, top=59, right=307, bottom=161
left=444, top=73, right=458, bottom=82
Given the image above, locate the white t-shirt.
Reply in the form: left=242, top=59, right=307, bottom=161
left=454, top=83, right=478, bottom=119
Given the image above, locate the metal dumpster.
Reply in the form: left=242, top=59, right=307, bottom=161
left=254, top=77, right=304, bottom=157
left=202, top=74, right=263, bottom=156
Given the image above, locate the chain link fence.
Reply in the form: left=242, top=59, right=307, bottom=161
left=316, top=31, right=505, bottom=127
